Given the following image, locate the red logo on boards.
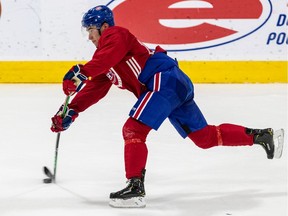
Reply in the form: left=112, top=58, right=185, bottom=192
left=108, top=0, right=272, bottom=51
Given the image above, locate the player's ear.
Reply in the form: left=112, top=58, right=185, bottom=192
left=102, top=23, right=110, bottom=30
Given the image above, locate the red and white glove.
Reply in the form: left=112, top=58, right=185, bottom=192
left=51, top=105, right=78, bottom=133
left=63, top=64, right=88, bottom=96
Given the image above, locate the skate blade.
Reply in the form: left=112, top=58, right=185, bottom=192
left=109, top=196, right=146, bottom=208
left=273, top=129, right=285, bottom=159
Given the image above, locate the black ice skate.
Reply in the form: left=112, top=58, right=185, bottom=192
left=251, top=128, right=274, bottom=159
left=246, top=128, right=285, bottom=159
left=109, top=169, right=146, bottom=208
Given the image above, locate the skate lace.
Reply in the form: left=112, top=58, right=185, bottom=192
left=119, top=179, right=134, bottom=192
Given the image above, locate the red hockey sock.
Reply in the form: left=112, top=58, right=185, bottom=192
left=188, top=124, right=254, bottom=149
left=123, top=117, right=151, bottom=179
left=125, top=142, right=148, bottom=179
left=219, top=123, right=254, bottom=146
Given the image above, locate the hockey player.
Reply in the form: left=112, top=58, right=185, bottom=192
left=51, top=5, right=283, bottom=208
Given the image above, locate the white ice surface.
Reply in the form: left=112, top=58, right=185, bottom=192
left=0, top=84, right=287, bottom=216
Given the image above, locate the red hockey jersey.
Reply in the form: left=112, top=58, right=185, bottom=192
left=69, top=26, right=153, bottom=113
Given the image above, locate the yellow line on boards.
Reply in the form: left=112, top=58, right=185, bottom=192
left=0, top=61, right=287, bottom=83
left=0, top=61, right=86, bottom=83
left=179, top=61, right=287, bottom=83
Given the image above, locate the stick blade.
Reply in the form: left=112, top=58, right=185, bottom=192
left=43, top=166, right=54, bottom=179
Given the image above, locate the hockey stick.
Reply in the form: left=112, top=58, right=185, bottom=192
left=43, top=95, right=70, bottom=184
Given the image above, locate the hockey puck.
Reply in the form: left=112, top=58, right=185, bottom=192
left=43, top=178, right=52, bottom=184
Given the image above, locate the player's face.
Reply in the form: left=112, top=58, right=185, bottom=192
left=87, top=27, right=101, bottom=47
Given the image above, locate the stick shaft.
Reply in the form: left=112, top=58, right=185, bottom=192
left=53, top=133, right=61, bottom=182
left=52, top=95, right=70, bottom=182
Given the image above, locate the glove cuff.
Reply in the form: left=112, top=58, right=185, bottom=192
left=63, top=64, right=88, bottom=95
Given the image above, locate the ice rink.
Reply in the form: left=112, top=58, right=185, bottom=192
left=0, top=84, right=287, bottom=216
